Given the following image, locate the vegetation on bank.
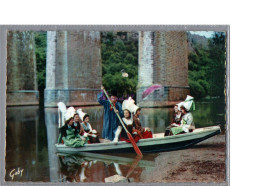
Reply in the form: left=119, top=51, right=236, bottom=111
left=34, top=32, right=47, bottom=92
left=188, top=32, right=226, bottom=99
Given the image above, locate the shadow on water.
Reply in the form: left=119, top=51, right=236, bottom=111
left=5, top=100, right=225, bottom=182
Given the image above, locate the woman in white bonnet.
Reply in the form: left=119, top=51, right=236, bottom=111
left=113, top=97, right=141, bottom=142
left=170, top=95, right=196, bottom=136
left=164, top=105, right=184, bottom=136
left=116, top=109, right=140, bottom=143
left=171, top=105, right=195, bottom=135
left=77, top=109, right=100, bottom=143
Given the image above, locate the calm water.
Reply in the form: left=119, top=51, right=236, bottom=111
left=5, top=101, right=226, bottom=182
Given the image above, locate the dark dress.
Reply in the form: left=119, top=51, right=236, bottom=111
left=58, top=123, right=81, bottom=143
left=120, top=118, right=140, bottom=143
left=133, top=115, right=153, bottom=139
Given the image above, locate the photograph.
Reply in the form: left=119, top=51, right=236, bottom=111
left=4, top=27, right=228, bottom=184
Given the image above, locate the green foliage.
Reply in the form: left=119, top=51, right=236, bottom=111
left=207, top=32, right=226, bottom=98
left=34, top=32, right=47, bottom=92
left=188, top=32, right=226, bottom=99
left=101, top=32, right=138, bottom=99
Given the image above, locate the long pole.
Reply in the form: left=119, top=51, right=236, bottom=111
left=102, top=88, right=143, bottom=157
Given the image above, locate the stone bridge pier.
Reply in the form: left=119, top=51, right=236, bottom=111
left=44, top=31, right=102, bottom=107
left=137, top=31, right=190, bottom=107
left=6, top=31, right=39, bottom=106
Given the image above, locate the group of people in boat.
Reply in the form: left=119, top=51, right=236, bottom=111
left=57, top=86, right=195, bottom=147
left=57, top=106, right=100, bottom=147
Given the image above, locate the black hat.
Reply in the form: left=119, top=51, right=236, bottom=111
left=110, top=90, right=118, bottom=97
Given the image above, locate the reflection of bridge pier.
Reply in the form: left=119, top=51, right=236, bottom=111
left=140, top=108, right=171, bottom=134
left=44, top=31, right=102, bottom=107
left=137, top=31, right=190, bottom=107
left=5, top=106, right=42, bottom=181
left=44, top=108, right=60, bottom=182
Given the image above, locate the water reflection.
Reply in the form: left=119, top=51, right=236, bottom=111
left=57, top=153, right=155, bottom=182
left=44, top=108, right=59, bottom=182
left=5, top=106, right=49, bottom=181
left=5, top=101, right=225, bottom=182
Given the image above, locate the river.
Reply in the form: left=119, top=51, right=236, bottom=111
left=5, top=100, right=226, bottom=182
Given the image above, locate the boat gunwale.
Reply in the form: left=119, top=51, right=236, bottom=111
left=55, top=125, right=221, bottom=149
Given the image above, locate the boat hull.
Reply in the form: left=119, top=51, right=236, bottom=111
left=56, top=126, right=221, bottom=154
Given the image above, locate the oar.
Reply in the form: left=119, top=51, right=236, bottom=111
left=125, top=155, right=142, bottom=178
left=102, top=87, right=143, bottom=157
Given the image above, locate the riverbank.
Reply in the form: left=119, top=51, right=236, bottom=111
left=140, top=134, right=226, bottom=183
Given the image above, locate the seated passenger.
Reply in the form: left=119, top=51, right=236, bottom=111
left=164, top=105, right=184, bottom=136
left=119, top=109, right=140, bottom=143
left=73, top=113, right=85, bottom=135
left=77, top=109, right=100, bottom=143
left=133, top=107, right=153, bottom=139
left=59, top=114, right=88, bottom=147
left=171, top=105, right=195, bottom=136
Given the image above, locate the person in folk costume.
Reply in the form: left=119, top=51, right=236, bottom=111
left=132, top=105, right=153, bottom=139
left=58, top=106, right=78, bottom=143
left=164, top=105, right=184, bottom=136
left=97, top=85, right=124, bottom=141
left=171, top=95, right=196, bottom=136
left=77, top=109, right=100, bottom=143
left=73, top=112, right=85, bottom=136
left=114, top=97, right=141, bottom=143
left=58, top=108, right=89, bottom=147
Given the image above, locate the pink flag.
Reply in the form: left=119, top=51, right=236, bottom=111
left=142, top=84, right=163, bottom=99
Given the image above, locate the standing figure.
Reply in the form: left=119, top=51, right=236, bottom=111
left=97, top=85, right=123, bottom=141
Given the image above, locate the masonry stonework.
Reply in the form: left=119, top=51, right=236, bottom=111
left=137, top=31, right=189, bottom=107
left=6, top=31, right=39, bottom=106
left=44, top=31, right=102, bottom=107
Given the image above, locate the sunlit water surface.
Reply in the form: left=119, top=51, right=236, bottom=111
left=5, top=101, right=225, bottom=182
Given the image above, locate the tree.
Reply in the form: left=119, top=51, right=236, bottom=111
left=101, top=32, right=138, bottom=100
left=34, top=31, right=47, bottom=92
left=207, top=32, right=226, bottom=98
left=188, top=32, right=226, bottom=99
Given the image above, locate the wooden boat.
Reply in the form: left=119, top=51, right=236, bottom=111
left=55, top=125, right=221, bottom=153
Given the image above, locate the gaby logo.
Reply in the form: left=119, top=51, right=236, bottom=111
left=9, top=168, right=24, bottom=180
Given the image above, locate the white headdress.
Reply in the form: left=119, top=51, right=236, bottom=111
left=177, top=95, right=195, bottom=111
left=64, top=106, right=76, bottom=123
left=122, top=97, right=140, bottom=115
left=57, top=102, right=67, bottom=127
left=57, top=102, right=77, bottom=127
left=77, top=109, right=87, bottom=121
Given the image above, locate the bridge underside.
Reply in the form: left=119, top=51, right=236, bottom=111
left=6, top=31, right=189, bottom=107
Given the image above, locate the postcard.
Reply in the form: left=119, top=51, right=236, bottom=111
left=1, top=25, right=229, bottom=185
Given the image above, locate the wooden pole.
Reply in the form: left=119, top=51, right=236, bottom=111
left=102, top=88, right=143, bottom=157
